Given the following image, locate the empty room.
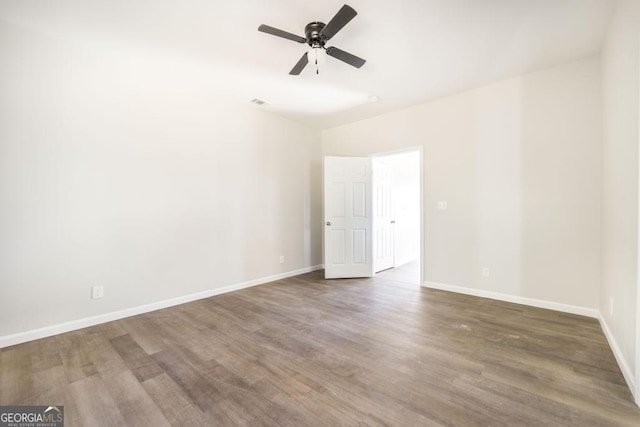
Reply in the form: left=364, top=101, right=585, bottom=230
left=2, top=0, right=640, bottom=425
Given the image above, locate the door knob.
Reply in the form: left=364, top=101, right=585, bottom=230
left=326, top=221, right=332, bottom=226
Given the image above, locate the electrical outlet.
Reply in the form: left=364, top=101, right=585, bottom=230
left=437, top=201, right=448, bottom=210
left=482, top=267, right=490, bottom=278
left=92, top=286, right=104, bottom=299
left=609, top=297, right=614, bottom=316
left=279, top=255, right=285, bottom=264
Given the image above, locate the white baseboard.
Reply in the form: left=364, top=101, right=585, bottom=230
left=0, top=265, right=323, bottom=349
left=422, top=281, right=599, bottom=318
left=598, top=313, right=636, bottom=400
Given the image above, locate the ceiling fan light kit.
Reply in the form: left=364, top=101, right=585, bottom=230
left=309, top=46, right=326, bottom=66
left=258, top=4, right=366, bottom=75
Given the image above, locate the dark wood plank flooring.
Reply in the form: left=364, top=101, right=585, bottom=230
left=1, top=263, right=639, bottom=426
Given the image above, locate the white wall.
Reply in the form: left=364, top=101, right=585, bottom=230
left=323, top=56, right=602, bottom=313
left=600, top=0, right=640, bottom=399
left=0, top=21, right=322, bottom=340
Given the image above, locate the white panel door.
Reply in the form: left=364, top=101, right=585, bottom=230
left=373, top=159, right=394, bottom=272
left=324, top=156, right=373, bottom=279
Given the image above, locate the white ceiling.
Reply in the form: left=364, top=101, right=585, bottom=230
left=0, top=0, right=615, bottom=129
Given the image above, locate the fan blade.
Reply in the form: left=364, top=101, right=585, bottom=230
left=319, top=4, right=357, bottom=40
left=289, top=52, right=309, bottom=75
left=258, top=24, right=306, bottom=43
left=326, top=46, right=366, bottom=68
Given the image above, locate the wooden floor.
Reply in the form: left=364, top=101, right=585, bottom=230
left=2, top=262, right=640, bottom=426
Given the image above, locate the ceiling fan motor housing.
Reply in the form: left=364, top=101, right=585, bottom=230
left=305, top=22, right=326, bottom=48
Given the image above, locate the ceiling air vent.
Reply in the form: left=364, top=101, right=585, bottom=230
left=251, top=98, right=266, bottom=105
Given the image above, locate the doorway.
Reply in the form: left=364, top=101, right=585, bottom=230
left=372, top=149, right=422, bottom=285
left=323, top=148, right=423, bottom=285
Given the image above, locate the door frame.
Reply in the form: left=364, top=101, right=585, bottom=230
left=370, top=146, right=424, bottom=284
left=635, top=33, right=640, bottom=407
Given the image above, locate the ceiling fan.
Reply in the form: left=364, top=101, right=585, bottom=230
left=258, top=4, right=366, bottom=75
